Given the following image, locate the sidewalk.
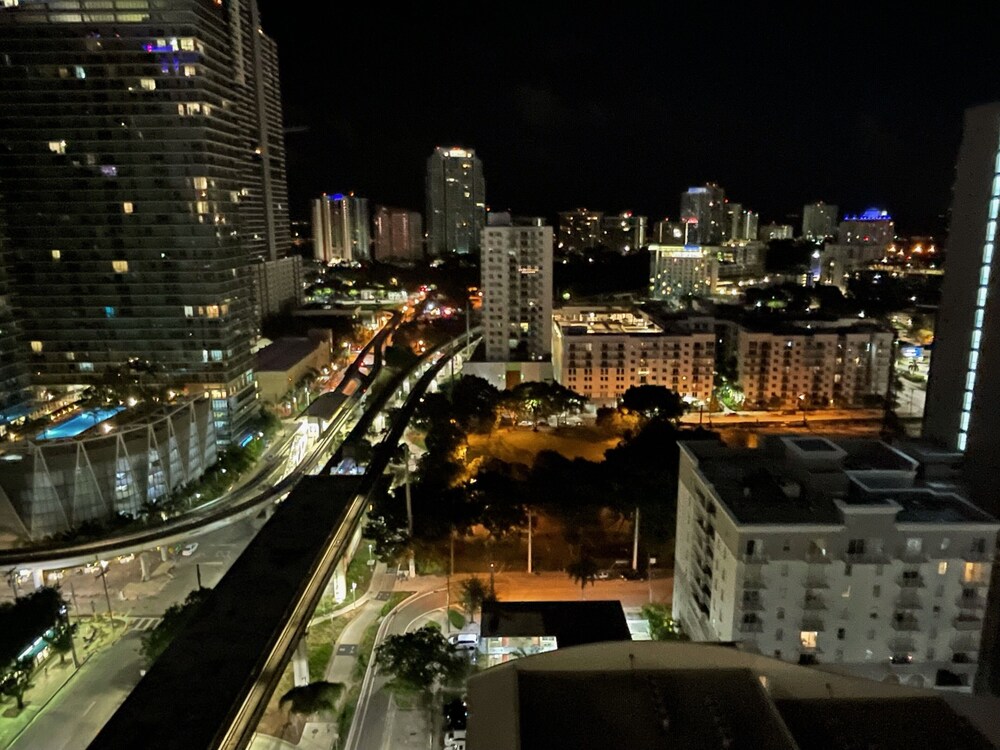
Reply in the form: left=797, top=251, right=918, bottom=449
left=0, top=616, right=119, bottom=749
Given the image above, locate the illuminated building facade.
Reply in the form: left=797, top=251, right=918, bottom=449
left=925, top=104, right=1000, bottom=509
left=425, top=146, right=485, bottom=256
left=372, top=206, right=422, bottom=261
left=480, top=214, right=552, bottom=363
left=557, top=208, right=603, bottom=253
left=802, top=201, right=839, bottom=240
left=680, top=183, right=726, bottom=244
left=552, top=307, right=714, bottom=406
left=312, top=193, right=370, bottom=263
left=0, top=0, right=292, bottom=443
left=839, top=208, right=895, bottom=245
left=600, top=211, right=647, bottom=253
left=649, top=244, right=719, bottom=301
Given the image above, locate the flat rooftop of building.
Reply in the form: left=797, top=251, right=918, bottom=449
left=89, top=475, right=359, bottom=750
left=516, top=668, right=793, bottom=750
left=255, top=337, right=321, bottom=372
left=302, top=391, right=349, bottom=421
left=480, top=601, right=631, bottom=648
left=684, top=440, right=843, bottom=525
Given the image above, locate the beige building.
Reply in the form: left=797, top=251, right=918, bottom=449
left=552, top=307, right=714, bottom=406
left=673, top=436, right=998, bottom=692
left=734, top=320, right=893, bottom=409
left=254, top=336, right=330, bottom=406
left=649, top=243, right=719, bottom=302
left=816, top=242, right=887, bottom=291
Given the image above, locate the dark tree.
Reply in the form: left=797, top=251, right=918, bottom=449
left=447, top=375, right=501, bottom=432
left=621, top=385, right=687, bottom=422
left=279, top=681, right=344, bottom=716
left=375, top=626, right=467, bottom=697
left=460, top=576, right=489, bottom=624
left=567, top=555, right=600, bottom=594
left=140, top=587, right=212, bottom=665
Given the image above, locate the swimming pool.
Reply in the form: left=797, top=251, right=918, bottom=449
left=35, top=406, right=125, bottom=440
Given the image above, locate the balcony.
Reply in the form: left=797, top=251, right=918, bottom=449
left=739, top=621, right=764, bottom=634
left=897, top=575, right=925, bottom=589
left=843, top=551, right=891, bottom=565
left=896, top=594, right=923, bottom=610
left=954, top=614, right=983, bottom=631
left=805, top=551, right=832, bottom=565
left=741, top=599, right=765, bottom=612
left=891, top=615, right=921, bottom=632
left=951, top=651, right=978, bottom=664
left=957, top=595, right=987, bottom=610
left=962, top=549, right=992, bottom=563
left=803, top=596, right=827, bottom=611
left=888, top=637, right=916, bottom=653
left=743, top=578, right=766, bottom=590
left=800, top=617, right=825, bottom=632
left=742, top=552, right=769, bottom=565
left=804, top=576, right=829, bottom=589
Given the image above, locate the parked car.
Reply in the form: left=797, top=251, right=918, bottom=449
left=444, top=729, right=467, bottom=749
left=442, top=698, right=467, bottom=731
left=447, top=633, right=478, bottom=650
left=181, top=542, right=199, bottom=557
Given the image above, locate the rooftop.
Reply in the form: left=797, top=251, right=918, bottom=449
left=683, top=436, right=998, bottom=527
left=467, top=642, right=1000, bottom=750
left=480, top=601, right=631, bottom=649
left=255, top=337, right=323, bottom=373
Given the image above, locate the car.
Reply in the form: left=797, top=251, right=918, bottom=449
left=447, top=633, right=478, bottom=650
left=180, top=542, right=199, bottom=557
left=117, top=553, right=135, bottom=564
left=442, top=698, right=467, bottom=731
left=444, top=729, right=466, bottom=748
left=596, top=569, right=611, bottom=580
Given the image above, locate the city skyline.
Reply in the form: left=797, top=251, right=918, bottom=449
left=258, top=4, right=1000, bottom=235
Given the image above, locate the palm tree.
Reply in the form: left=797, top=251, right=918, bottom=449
left=566, top=555, right=600, bottom=599
left=460, top=576, right=489, bottom=624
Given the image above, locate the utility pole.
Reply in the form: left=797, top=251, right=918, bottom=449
left=97, top=559, right=115, bottom=630
left=632, top=507, right=640, bottom=571
left=527, top=509, right=533, bottom=574
left=403, top=444, right=415, bottom=579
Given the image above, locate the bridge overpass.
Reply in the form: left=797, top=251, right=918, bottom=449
left=88, top=330, right=479, bottom=750
left=0, top=313, right=403, bottom=574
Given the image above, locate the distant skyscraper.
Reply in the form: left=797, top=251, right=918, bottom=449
left=723, top=203, right=759, bottom=242
left=557, top=208, right=603, bottom=253
left=426, top=146, right=486, bottom=256
left=373, top=206, right=423, bottom=261
left=758, top=223, right=795, bottom=241
left=838, top=208, right=895, bottom=244
left=649, top=244, right=719, bottom=302
left=480, top=214, right=552, bottom=362
left=925, top=103, right=1000, bottom=512
left=312, top=193, right=370, bottom=263
left=652, top=219, right=685, bottom=244
left=0, top=0, right=290, bottom=443
left=680, top=184, right=726, bottom=244
left=802, top=201, right=839, bottom=240
left=601, top=212, right=647, bottom=253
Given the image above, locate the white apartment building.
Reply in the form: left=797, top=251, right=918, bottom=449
left=733, top=320, right=893, bottom=409
left=649, top=244, right=719, bottom=302
left=551, top=307, right=714, bottom=406
left=481, top=213, right=553, bottom=363
left=815, top=242, right=887, bottom=291
left=674, top=435, right=999, bottom=692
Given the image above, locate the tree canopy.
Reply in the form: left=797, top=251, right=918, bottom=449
left=621, top=385, right=687, bottom=422
left=641, top=603, right=689, bottom=641
left=140, top=587, right=212, bottom=665
left=0, top=587, right=67, bottom=669
left=374, top=626, right=467, bottom=697
left=280, top=681, right=344, bottom=715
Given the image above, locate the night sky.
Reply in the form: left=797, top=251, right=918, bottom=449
left=257, top=3, right=1000, bottom=237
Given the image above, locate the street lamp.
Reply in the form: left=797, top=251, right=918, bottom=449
left=367, top=543, right=373, bottom=561
left=351, top=580, right=357, bottom=609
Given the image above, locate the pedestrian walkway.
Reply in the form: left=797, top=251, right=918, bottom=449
left=0, top=617, right=118, bottom=749
left=323, top=565, right=397, bottom=686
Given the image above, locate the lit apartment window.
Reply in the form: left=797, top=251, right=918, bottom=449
left=48, top=140, right=66, bottom=154
left=938, top=561, right=948, bottom=575
left=51, top=249, right=61, bottom=261
left=139, top=78, right=156, bottom=91
left=30, top=341, right=43, bottom=353
left=112, top=260, right=128, bottom=273
left=963, top=562, right=988, bottom=584
left=193, top=176, right=208, bottom=190
left=800, top=631, right=818, bottom=649
left=122, top=202, right=134, bottom=214
left=183, top=306, right=194, bottom=317
left=183, top=65, right=196, bottom=77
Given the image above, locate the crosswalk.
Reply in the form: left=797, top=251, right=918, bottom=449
left=125, top=616, right=162, bottom=632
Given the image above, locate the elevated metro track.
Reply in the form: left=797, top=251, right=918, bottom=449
left=88, top=330, right=479, bottom=750
left=0, top=313, right=401, bottom=571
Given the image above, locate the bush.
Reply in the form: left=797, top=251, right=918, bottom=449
left=447, top=609, right=466, bottom=629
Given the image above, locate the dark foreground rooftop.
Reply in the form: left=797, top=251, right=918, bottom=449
left=480, top=600, right=631, bottom=648
left=89, top=476, right=358, bottom=750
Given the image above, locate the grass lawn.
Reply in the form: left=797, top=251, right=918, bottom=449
left=465, top=424, right=619, bottom=465
left=308, top=610, right=358, bottom=681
